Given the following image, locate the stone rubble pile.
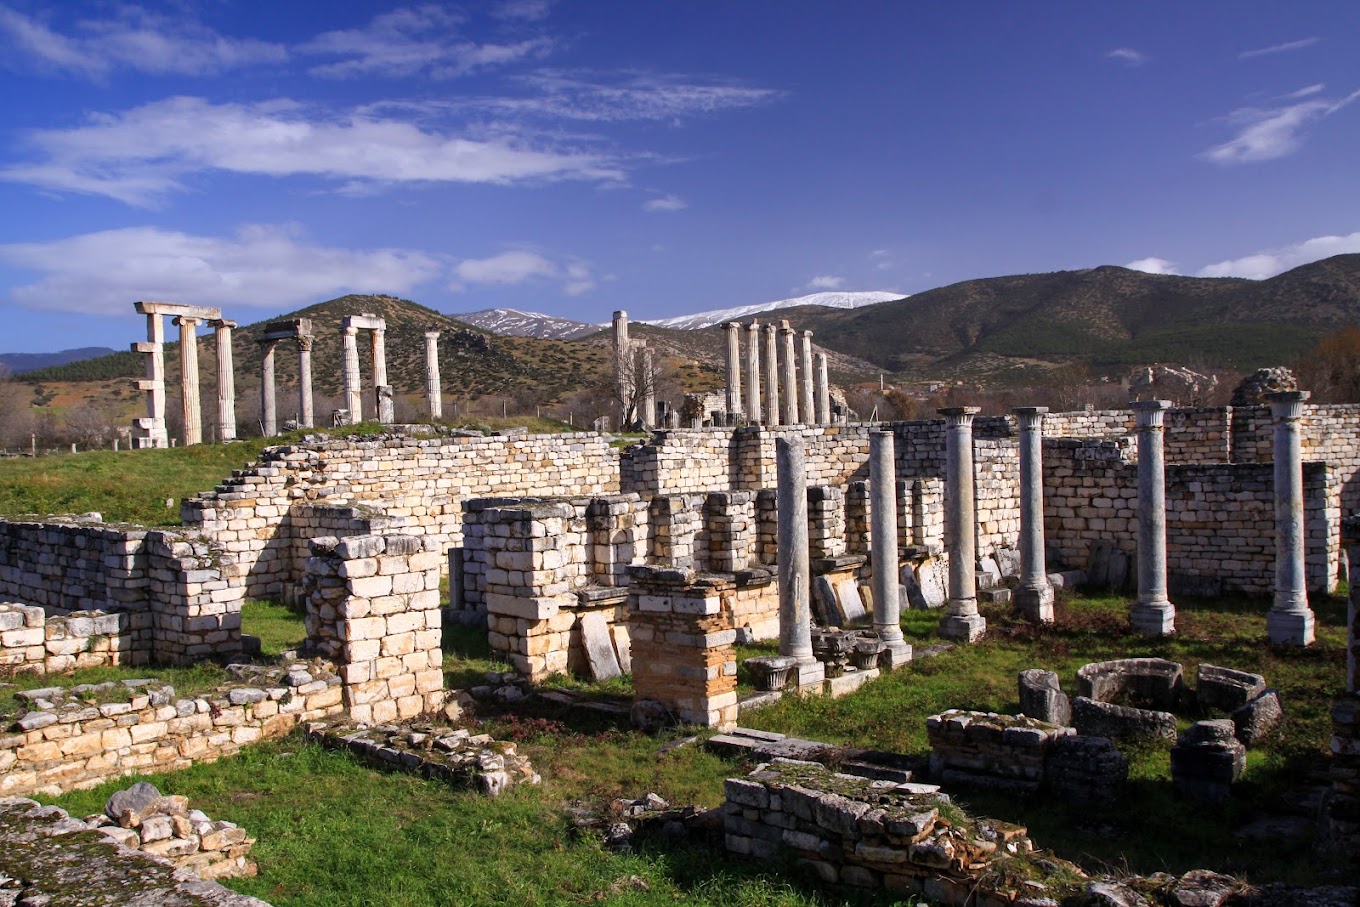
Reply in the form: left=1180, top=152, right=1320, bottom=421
left=85, top=781, right=256, bottom=881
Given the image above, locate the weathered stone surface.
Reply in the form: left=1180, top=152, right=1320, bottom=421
left=916, top=556, right=948, bottom=608
left=1233, top=689, right=1283, bottom=746
left=1169, top=869, right=1239, bottom=907
left=1076, top=658, right=1184, bottom=711
left=1197, top=664, right=1267, bottom=713
left=1072, top=697, right=1177, bottom=741
left=105, top=781, right=161, bottom=821
left=1018, top=669, right=1071, bottom=727
left=1171, top=720, right=1246, bottom=801
left=833, top=578, right=867, bottom=625
left=578, top=611, right=622, bottom=681
left=1044, top=735, right=1127, bottom=804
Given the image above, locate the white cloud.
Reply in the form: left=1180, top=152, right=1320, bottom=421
left=1125, top=257, right=1180, bottom=275
left=0, top=224, right=442, bottom=315
left=0, top=96, right=623, bottom=205
left=869, top=249, right=896, bottom=271
left=1200, top=88, right=1360, bottom=164
left=1106, top=48, right=1147, bottom=67
left=1281, top=83, right=1325, bottom=100
left=0, top=4, right=285, bottom=78
left=1196, top=231, right=1360, bottom=279
left=299, top=6, right=551, bottom=80
left=1239, top=37, right=1319, bottom=60
left=806, top=275, right=846, bottom=291
left=468, top=69, right=781, bottom=122
left=643, top=193, right=686, bottom=212
left=452, top=249, right=595, bottom=295
left=491, top=0, right=554, bottom=21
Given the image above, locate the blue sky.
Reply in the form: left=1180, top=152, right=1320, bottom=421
left=0, top=1, right=1358, bottom=353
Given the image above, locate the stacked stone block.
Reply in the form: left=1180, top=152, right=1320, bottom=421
left=304, top=533, right=444, bottom=724
left=703, top=491, right=756, bottom=572
left=649, top=494, right=707, bottom=568
left=807, top=485, right=847, bottom=560
left=628, top=567, right=738, bottom=728
left=587, top=495, right=649, bottom=587
left=925, top=710, right=1071, bottom=795
left=0, top=603, right=146, bottom=674
left=145, top=531, right=247, bottom=663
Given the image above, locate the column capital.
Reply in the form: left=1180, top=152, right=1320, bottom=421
left=763, top=323, right=777, bottom=335
left=258, top=336, right=280, bottom=350
left=373, top=326, right=385, bottom=337
left=1132, top=399, right=1171, bottom=428
left=172, top=315, right=200, bottom=328
left=723, top=321, right=740, bottom=332
left=424, top=330, right=441, bottom=340
left=209, top=319, right=236, bottom=330
left=1267, top=390, right=1309, bottom=421
left=296, top=334, right=315, bottom=352
left=747, top=319, right=759, bottom=330
left=938, top=406, right=980, bottom=426
left=1013, top=406, right=1048, bottom=430
left=343, top=325, right=358, bottom=337
left=800, top=328, right=813, bottom=339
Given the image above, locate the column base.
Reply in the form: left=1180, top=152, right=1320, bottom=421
left=939, top=611, right=986, bottom=643
left=1014, top=583, right=1055, bottom=623
left=880, top=639, right=913, bottom=669
left=1267, top=608, right=1315, bottom=647
left=794, top=661, right=826, bottom=691
left=1130, top=600, right=1176, bottom=636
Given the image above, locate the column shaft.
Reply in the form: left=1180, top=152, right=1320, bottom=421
left=799, top=331, right=815, bottom=426
left=1268, top=391, right=1315, bottom=645
left=343, top=327, right=362, bottom=422
left=640, top=347, right=656, bottom=429
left=814, top=352, right=831, bottom=424
left=1131, top=400, right=1175, bottom=635
left=213, top=321, right=236, bottom=442
left=1014, top=407, right=1054, bottom=621
left=424, top=331, right=442, bottom=421
left=613, top=310, right=633, bottom=429
left=870, top=431, right=911, bottom=666
left=724, top=322, right=742, bottom=422
left=764, top=324, right=781, bottom=426
left=939, top=407, right=985, bottom=642
left=372, top=328, right=393, bottom=423
left=259, top=340, right=278, bottom=437
left=175, top=316, right=202, bottom=446
left=777, top=437, right=816, bottom=667
left=779, top=323, right=799, bottom=425
left=298, top=335, right=315, bottom=428
left=746, top=322, right=762, bottom=423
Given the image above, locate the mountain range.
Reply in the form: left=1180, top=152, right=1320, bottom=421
left=0, top=347, right=117, bottom=375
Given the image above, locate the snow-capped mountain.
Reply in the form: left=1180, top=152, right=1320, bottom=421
left=452, top=308, right=601, bottom=340
left=641, top=290, right=906, bottom=331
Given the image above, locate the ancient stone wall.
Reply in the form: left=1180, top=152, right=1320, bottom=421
left=183, top=433, right=619, bottom=601
left=1234, top=404, right=1360, bottom=514
left=0, top=517, right=244, bottom=667
left=0, top=603, right=147, bottom=674
left=1044, top=407, right=1233, bottom=462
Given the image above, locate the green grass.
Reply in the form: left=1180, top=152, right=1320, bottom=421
left=0, top=662, right=229, bottom=724
left=241, top=599, right=309, bottom=658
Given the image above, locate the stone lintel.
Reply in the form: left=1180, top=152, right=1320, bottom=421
left=262, top=317, right=313, bottom=340
left=134, top=301, right=222, bottom=320
left=811, top=555, right=867, bottom=573
left=345, top=313, right=386, bottom=331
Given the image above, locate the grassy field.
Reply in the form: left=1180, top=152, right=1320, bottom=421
left=23, top=588, right=1351, bottom=905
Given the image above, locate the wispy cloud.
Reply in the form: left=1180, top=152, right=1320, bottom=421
left=1105, top=48, right=1147, bottom=67
left=298, top=5, right=551, bottom=80
left=466, top=69, right=781, bottom=122
left=0, top=96, right=623, bottom=205
left=806, top=275, right=846, bottom=291
left=1197, top=231, right=1360, bottom=279
left=0, top=224, right=441, bottom=315
left=1125, top=257, right=1180, bottom=275
left=0, top=4, right=285, bottom=78
left=643, top=193, right=686, bottom=212
left=1200, top=87, right=1360, bottom=164
left=1239, top=37, right=1319, bottom=60
left=869, top=249, right=896, bottom=271
left=1281, top=83, right=1325, bottom=100
left=452, top=249, right=595, bottom=295
left=491, top=0, right=554, bottom=22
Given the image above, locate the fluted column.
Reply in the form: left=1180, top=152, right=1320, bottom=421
left=814, top=352, right=831, bottom=424
left=259, top=338, right=279, bottom=437
left=371, top=327, right=392, bottom=423
left=174, top=316, right=202, bottom=446
left=939, top=406, right=985, bottom=642
left=213, top=319, right=236, bottom=442
left=342, top=326, right=362, bottom=422
left=1131, top=400, right=1175, bottom=636
left=779, top=322, right=799, bottom=425
left=1267, top=391, right=1315, bottom=646
left=763, top=324, right=781, bottom=426
left=724, top=322, right=742, bottom=423
left=799, top=331, right=815, bottom=425
left=870, top=431, right=912, bottom=666
left=1014, top=407, right=1055, bottom=622
left=424, top=331, right=442, bottom=421
left=746, top=321, right=762, bottom=424
left=295, top=334, right=314, bottom=429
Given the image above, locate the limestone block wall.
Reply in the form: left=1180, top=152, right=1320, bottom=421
left=1044, top=407, right=1233, bottom=463
left=628, top=569, right=738, bottom=728
left=0, top=668, right=344, bottom=799
left=704, top=492, right=757, bottom=573
left=1234, top=404, right=1360, bottom=514
left=0, top=603, right=148, bottom=674
left=183, top=433, right=619, bottom=600
left=0, top=517, right=243, bottom=667
left=302, top=534, right=445, bottom=724
left=286, top=502, right=410, bottom=593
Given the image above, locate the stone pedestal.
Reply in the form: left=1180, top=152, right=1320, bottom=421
left=724, top=322, right=743, bottom=421
left=939, top=407, right=985, bottom=642
left=870, top=431, right=912, bottom=667
left=814, top=352, right=830, bottom=425
left=1267, top=391, right=1315, bottom=646
left=746, top=321, right=762, bottom=424
left=1131, top=400, right=1176, bottom=636
left=777, top=437, right=815, bottom=665
left=424, top=331, right=442, bottom=421
left=212, top=319, right=237, bottom=442
left=798, top=331, right=815, bottom=426
left=174, top=316, right=202, bottom=446
left=1013, top=407, right=1055, bottom=622
left=763, top=324, right=780, bottom=426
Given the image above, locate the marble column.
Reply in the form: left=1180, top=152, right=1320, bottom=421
left=174, top=316, right=202, bottom=446
left=640, top=346, right=656, bottom=429
left=814, top=352, right=831, bottom=424
left=613, top=310, right=633, bottom=428
left=779, top=322, right=799, bottom=425
left=134, top=311, right=169, bottom=448
left=213, top=320, right=237, bottom=442
left=799, top=331, right=815, bottom=425
left=1131, top=400, right=1176, bottom=636
left=746, top=321, right=763, bottom=424
left=870, top=431, right=912, bottom=667
left=297, top=334, right=315, bottom=429
left=763, top=324, right=781, bottom=426
left=1014, top=407, right=1055, bottom=622
left=724, top=322, right=742, bottom=423
left=424, top=331, right=442, bottom=421
left=777, top=436, right=823, bottom=686
left=259, top=339, right=279, bottom=437
left=1267, top=391, right=1315, bottom=646
left=371, top=328, right=393, bottom=423
left=342, top=326, right=362, bottom=422
left=939, top=407, right=986, bottom=642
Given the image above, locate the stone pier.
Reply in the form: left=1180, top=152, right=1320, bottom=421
left=613, top=310, right=634, bottom=429
left=174, top=316, right=202, bottom=446
left=1267, top=391, right=1315, bottom=646
left=724, top=322, right=743, bottom=422
left=777, top=436, right=823, bottom=688
left=870, top=431, right=912, bottom=667
left=1014, top=407, right=1055, bottom=622
left=779, top=322, right=799, bottom=425
left=258, top=337, right=279, bottom=437
left=1131, top=400, right=1176, bottom=636
left=798, top=330, right=815, bottom=425
left=212, top=319, right=236, bottom=442
left=342, top=325, right=362, bottom=421
left=763, top=323, right=781, bottom=426
left=746, top=321, right=762, bottom=424
left=424, top=331, right=442, bottom=421
left=814, top=352, right=830, bottom=424
left=939, top=407, right=985, bottom=642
